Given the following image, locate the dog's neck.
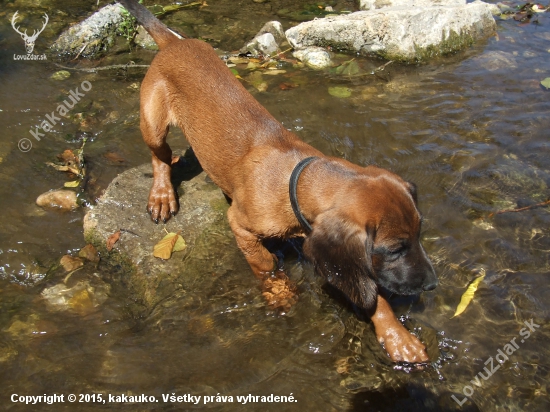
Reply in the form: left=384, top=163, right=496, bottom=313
left=292, top=158, right=363, bottom=231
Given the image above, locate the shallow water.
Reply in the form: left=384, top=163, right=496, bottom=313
left=1, top=0, right=549, bottom=411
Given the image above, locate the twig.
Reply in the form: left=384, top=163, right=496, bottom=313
left=488, top=199, right=550, bottom=218
left=71, top=42, right=88, bottom=61
left=372, top=60, right=394, bottom=73
left=54, top=62, right=150, bottom=72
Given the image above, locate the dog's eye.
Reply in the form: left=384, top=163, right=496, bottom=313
left=386, top=245, right=406, bottom=260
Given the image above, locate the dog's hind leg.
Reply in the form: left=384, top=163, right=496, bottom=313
left=140, top=105, right=178, bottom=223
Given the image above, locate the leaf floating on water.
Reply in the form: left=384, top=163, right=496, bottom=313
left=153, top=232, right=184, bottom=259
left=541, top=78, right=550, bottom=90
left=328, top=86, right=352, bottom=98
left=106, top=230, right=121, bottom=252
left=452, top=270, right=486, bottom=318
left=64, top=180, right=80, bottom=188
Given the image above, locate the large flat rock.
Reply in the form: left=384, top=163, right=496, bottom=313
left=285, top=0, right=496, bottom=62
left=83, top=159, right=240, bottom=310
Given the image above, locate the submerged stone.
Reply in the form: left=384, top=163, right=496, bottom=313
left=36, top=189, right=79, bottom=211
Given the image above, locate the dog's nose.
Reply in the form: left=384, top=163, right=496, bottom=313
left=423, top=279, right=438, bottom=291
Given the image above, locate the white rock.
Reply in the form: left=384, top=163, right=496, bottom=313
left=359, top=0, right=465, bottom=10
left=293, top=47, right=332, bottom=69
left=241, top=21, right=287, bottom=57
left=243, top=33, right=279, bottom=57
left=285, top=0, right=496, bottom=63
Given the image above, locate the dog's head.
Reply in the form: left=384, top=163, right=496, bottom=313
left=303, top=167, right=437, bottom=313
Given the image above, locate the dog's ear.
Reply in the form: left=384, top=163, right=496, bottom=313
left=303, top=212, right=378, bottom=313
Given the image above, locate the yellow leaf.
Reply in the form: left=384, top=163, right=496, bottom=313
left=173, top=234, right=186, bottom=252
left=452, top=270, right=485, bottom=318
left=64, top=180, right=80, bottom=187
left=153, top=232, right=179, bottom=260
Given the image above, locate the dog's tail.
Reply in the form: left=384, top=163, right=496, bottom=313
left=118, top=0, right=186, bottom=49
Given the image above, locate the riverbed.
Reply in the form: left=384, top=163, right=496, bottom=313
left=0, top=1, right=549, bottom=411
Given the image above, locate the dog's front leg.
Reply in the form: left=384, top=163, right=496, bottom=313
left=227, top=206, right=277, bottom=276
left=371, top=295, right=429, bottom=363
left=141, top=120, right=178, bottom=223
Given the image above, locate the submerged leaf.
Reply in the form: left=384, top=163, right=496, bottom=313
left=328, top=86, right=352, bottom=98
left=60, top=255, right=84, bottom=272
left=541, top=78, right=550, bottom=89
left=452, top=270, right=486, bottom=318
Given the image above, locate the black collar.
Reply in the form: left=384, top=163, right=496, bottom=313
left=289, top=156, right=318, bottom=234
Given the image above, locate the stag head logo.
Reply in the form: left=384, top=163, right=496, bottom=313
left=11, top=11, right=49, bottom=54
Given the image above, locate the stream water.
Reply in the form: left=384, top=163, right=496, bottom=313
left=0, top=0, right=549, bottom=411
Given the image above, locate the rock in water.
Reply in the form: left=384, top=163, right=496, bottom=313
left=83, top=161, right=238, bottom=310
left=51, top=4, right=126, bottom=59
left=285, top=0, right=496, bottom=63
left=36, top=189, right=79, bottom=211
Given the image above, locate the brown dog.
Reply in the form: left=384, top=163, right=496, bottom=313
left=118, top=0, right=438, bottom=363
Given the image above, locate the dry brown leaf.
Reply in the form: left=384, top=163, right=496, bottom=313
left=78, top=244, right=99, bottom=263
left=106, top=230, right=121, bottom=251
left=60, top=255, right=84, bottom=272
left=46, top=162, right=81, bottom=175
left=57, top=149, right=78, bottom=165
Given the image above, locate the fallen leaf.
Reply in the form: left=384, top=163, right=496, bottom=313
left=335, top=59, right=360, bottom=76
left=230, top=68, right=242, bottom=79
left=541, top=77, right=550, bottom=89
left=228, top=56, right=250, bottom=64
left=263, top=69, right=287, bottom=76
left=78, top=244, right=99, bottom=263
left=328, top=86, right=352, bottom=98
left=452, top=270, right=486, bottom=318
left=46, top=162, right=81, bottom=176
left=173, top=234, right=187, bottom=252
left=103, top=152, right=126, bottom=163
left=60, top=255, right=84, bottom=272
left=279, top=82, right=299, bottom=91
left=153, top=232, right=181, bottom=259
left=64, top=180, right=80, bottom=188
left=106, top=230, right=121, bottom=251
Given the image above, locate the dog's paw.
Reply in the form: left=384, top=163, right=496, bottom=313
left=377, top=322, right=429, bottom=363
left=261, top=271, right=298, bottom=313
left=147, top=185, right=178, bottom=223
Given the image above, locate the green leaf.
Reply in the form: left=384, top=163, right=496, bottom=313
left=173, top=234, right=186, bottom=252
left=541, top=78, right=550, bottom=89
left=328, top=86, right=352, bottom=98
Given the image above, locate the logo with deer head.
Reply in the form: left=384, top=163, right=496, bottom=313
left=11, top=11, right=49, bottom=54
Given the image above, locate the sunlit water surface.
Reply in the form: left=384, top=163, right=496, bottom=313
left=0, top=0, right=549, bottom=411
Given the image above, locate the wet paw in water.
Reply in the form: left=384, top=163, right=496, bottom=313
left=261, top=271, right=298, bottom=312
